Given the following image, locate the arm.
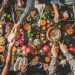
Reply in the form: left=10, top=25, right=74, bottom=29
left=8, top=0, right=34, bottom=43
left=48, top=44, right=58, bottom=75
left=64, top=52, right=75, bottom=75
left=49, top=57, right=57, bottom=75
left=17, top=0, right=34, bottom=25
left=60, top=43, right=75, bottom=75
left=11, top=0, right=34, bottom=38
left=14, top=57, right=21, bottom=71
left=1, top=41, right=14, bottom=75
left=51, top=0, right=59, bottom=23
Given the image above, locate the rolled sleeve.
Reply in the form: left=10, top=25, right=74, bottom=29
left=64, top=52, right=74, bottom=61
left=51, top=0, right=63, bottom=5
left=20, top=0, right=34, bottom=21
left=64, top=52, right=75, bottom=75
left=48, top=57, right=57, bottom=75
left=51, top=0, right=58, bottom=4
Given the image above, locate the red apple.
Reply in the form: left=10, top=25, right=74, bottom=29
left=26, top=46, right=31, bottom=53
left=43, top=45, right=50, bottom=53
left=69, top=46, right=75, bottom=53
left=22, top=45, right=31, bottom=53
left=22, top=45, right=26, bottom=50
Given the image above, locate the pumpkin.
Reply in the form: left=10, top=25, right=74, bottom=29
left=24, top=23, right=30, bottom=31
left=0, top=46, right=5, bottom=52
left=40, top=19, right=47, bottom=26
left=65, top=24, right=74, bottom=35
left=12, top=46, right=17, bottom=52
left=45, top=56, right=50, bottom=63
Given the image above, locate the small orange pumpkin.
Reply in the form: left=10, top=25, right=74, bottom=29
left=12, top=46, right=17, bottom=52
left=24, top=23, right=30, bottom=31
left=40, top=19, right=47, bottom=26
left=45, top=56, right=50, bottom=63
left=0, top=46, right=5, bottom=52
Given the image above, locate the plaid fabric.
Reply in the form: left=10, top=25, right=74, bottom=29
left=48, top=52, right=75, bottom=75
left=19, top=57, right=28, bottom=66
left=51, top=0, right=75, bottom=5
left=60, top=0, right=75, bottom=5
left=14, top=57, right=28, bottom=71
left=64, top=0, right=75, bottom=5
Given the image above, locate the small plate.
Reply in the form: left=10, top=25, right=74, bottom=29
left=46, top=27, right=61, bottom=42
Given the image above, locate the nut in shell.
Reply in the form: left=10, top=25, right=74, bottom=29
left=34, top=39, right=41, bottom=46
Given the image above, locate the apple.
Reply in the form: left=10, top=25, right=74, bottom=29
left=26, top=46, right=31, bottom=53
left=43, top=45, right=50, bottom=53
left=69, top=46, right=75, bottom=53
left=22, top=45, right=31, bottom=53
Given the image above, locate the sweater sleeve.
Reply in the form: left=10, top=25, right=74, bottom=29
left=48, top=57, right=57, bottom=75
left=20, top=0, right=34, bottom=21
left=51, top=0, right=58, bottom=4
left=64, top=52, right=75, bottom=75
left=14, top=57, right=21, bottom=71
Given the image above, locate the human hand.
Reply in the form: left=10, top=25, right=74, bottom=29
left=8, top=24, right=18, bottom=43
left=53, top=14, right=59, bottom=23
left=51, top=44, right=58, bottom=57
left=60, top=43, right=69, bottom=54
left=11, top=24, right=19, bottom=33
left=20, top=64, right=27, bottom=72
left=12, top=20, right=22, bottom=33
left=8, top=40, right=15, bottom=51
left=8, top=32, right=15, bottom=43
left=3, top=0, right=9, bottom=4
left=43, top=64, right=48, bottom=71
